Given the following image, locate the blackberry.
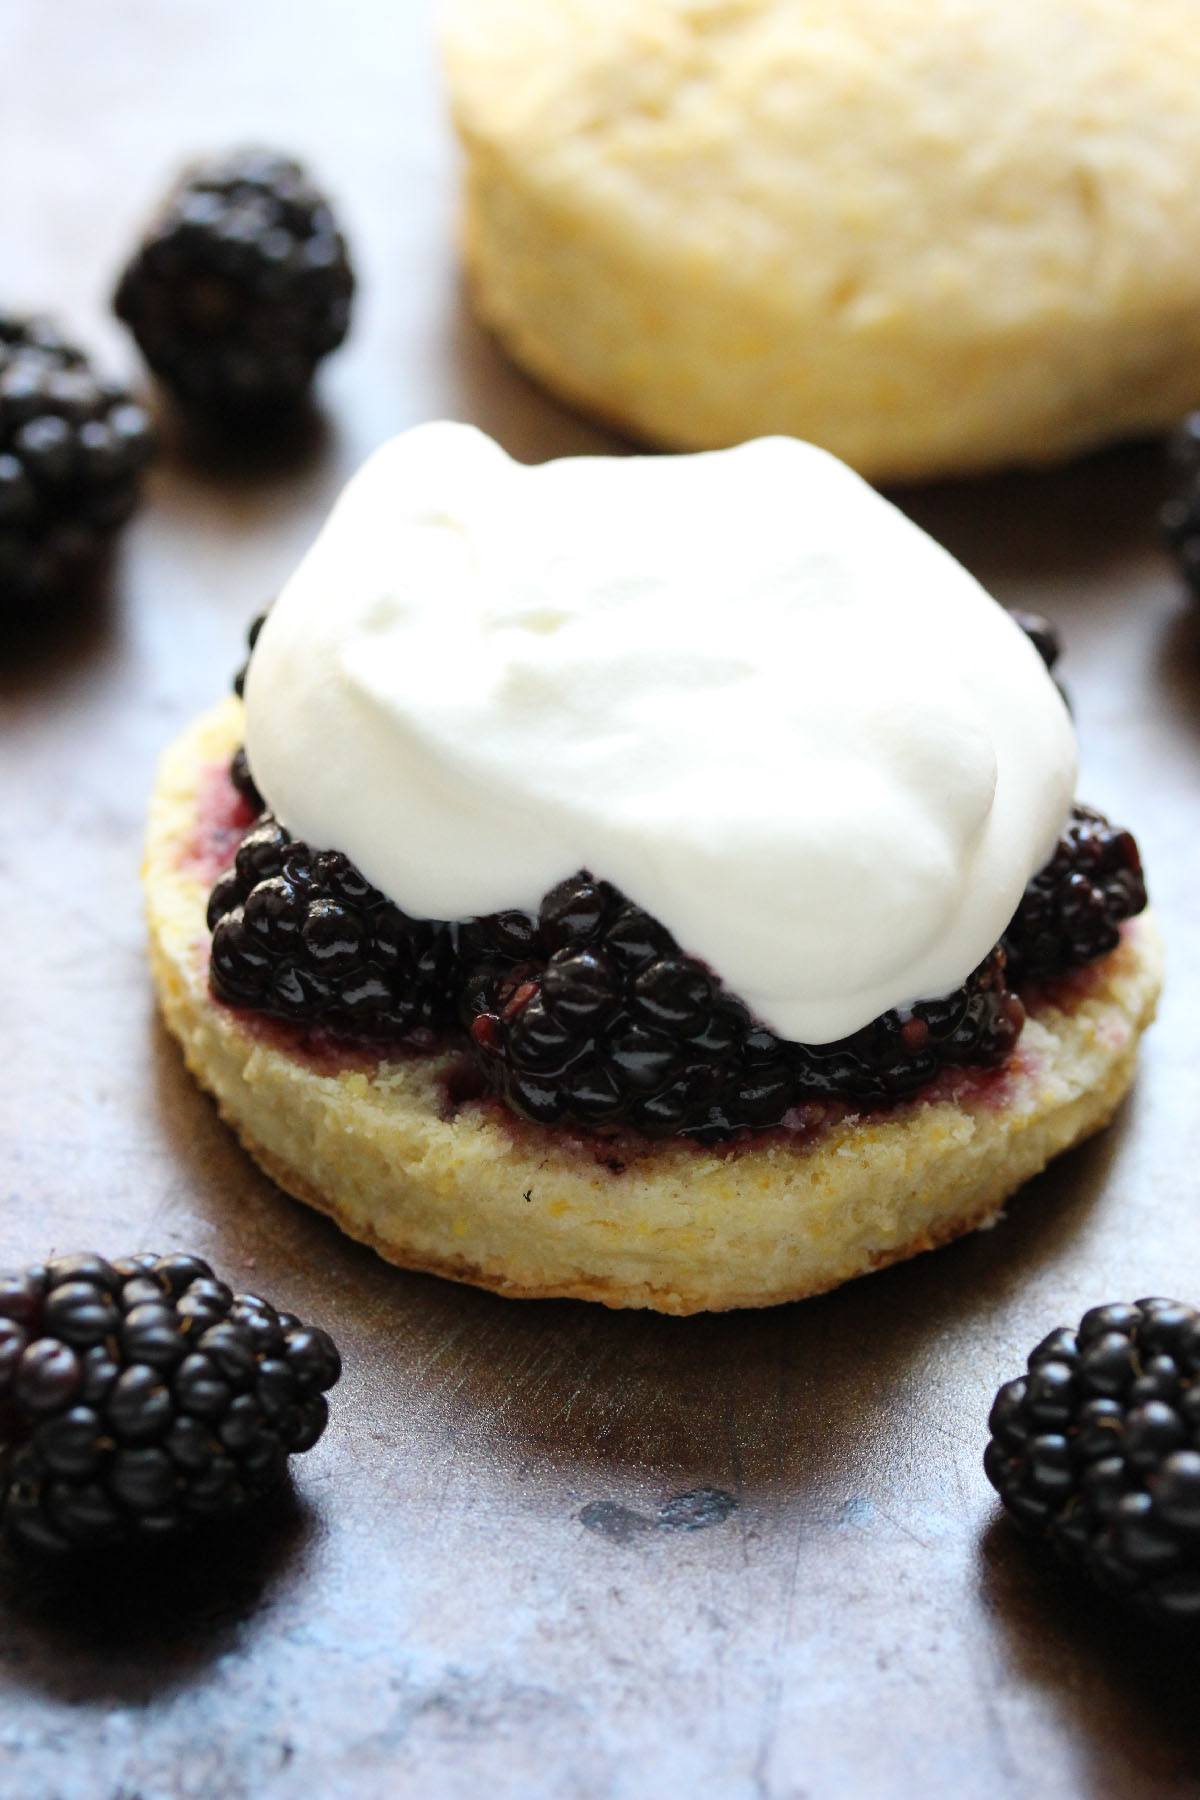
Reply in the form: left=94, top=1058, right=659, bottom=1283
left=229, top=611, right=272, bottom=813
left=985, top=1299, right=1200, bottom=1623
left=233, top=607, right=269, bottom=700
left=1007, top=609, right=1061, bottom=674
left=796, top=945, right=1024, bottom=1109
left=1007, top=607, right=1071, bottom=714
left=207, top=813, right=459, bottom=1038
left=0, top=1252, right=340, bottom=1555
left=0, top=312, right=153, bottom=616
left=1002, top=804, right=1146, bottom=984
left=113, top=148, right=354, bottom=421
left=462, top=873, right=1024, bottom=1138
left=1161, top=412, right=1200, bottom=596
left=229, top=746, right=265, bottom=817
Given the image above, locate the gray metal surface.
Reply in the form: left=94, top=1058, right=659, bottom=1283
left=2, top=5, right=1199, bottom=1795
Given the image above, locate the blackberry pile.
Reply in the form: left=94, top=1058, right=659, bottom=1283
left=0, top=312, right=153, bottom=614
left=114, top=148, right=354, bottom=421
left=208, top=759, right=1145, bottom=1137
left=207, top=813, right=460, bottom=1040
left=986, top=1300, right=1200, bottom=1623
left=1002, top=805, right=1146, bottom=983
left=1161, top=413, right=1200, bottom=596
left=460, top=876, right=1024, bottom=1137
left=0, top=1252, right=340, bottom=1555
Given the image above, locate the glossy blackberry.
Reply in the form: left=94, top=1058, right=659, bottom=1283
left=1161, top=412, right=1200, bottom=596
left=985, top=1299, right=1200, bottom=1623
left=1007, top=609, right=1061, bottom=674
left=0, top=1252, right=340, bottom=1555
left=462, top=873, right=1025, bottom=1138
left=114, top=148, right=354, bottom=421
left=1007, top=607, right=1072, bottom=714
left=1002, top=804, right=1146, bottom=984
left=0, top=312, right=153, bottom=615
left=229, top=746, right=265, bottom=816
left=207, top=813, right=460, bottom=1038
left=796, top=945, right=1024, bottom=1108
left=229, top=611, right=271, bottom=811
left=233, top=607, right=269, bottom=700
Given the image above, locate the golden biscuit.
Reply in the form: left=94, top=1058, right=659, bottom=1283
left=445, top=0, right=1200, bottom=480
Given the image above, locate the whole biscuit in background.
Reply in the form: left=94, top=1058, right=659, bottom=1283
left=444, top=0, right=1200, bottom=482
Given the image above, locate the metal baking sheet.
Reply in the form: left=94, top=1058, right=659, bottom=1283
left=2, top=5, right=1199, bottom=1795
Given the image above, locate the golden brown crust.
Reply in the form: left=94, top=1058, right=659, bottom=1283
left=144, top=699, right=1163, bottom=1313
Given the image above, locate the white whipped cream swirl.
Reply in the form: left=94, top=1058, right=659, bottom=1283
left=243, top=423, right=1077, bottom=1044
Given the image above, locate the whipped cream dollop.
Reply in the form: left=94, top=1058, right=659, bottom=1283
left=243, top=422, right=1077, bottom=1044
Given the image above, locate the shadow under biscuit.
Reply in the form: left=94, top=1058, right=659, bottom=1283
left=895, top=439, right=1170, bottom=589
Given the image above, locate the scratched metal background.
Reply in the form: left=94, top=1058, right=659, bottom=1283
left=2, top=4, right=1200, bottom=1796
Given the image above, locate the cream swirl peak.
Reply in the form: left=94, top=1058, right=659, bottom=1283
left=242, top=422, right=1076, bottom=1044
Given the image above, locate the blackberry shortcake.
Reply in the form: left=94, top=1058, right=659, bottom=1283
left=144, top=424, right=1160, bottom=1313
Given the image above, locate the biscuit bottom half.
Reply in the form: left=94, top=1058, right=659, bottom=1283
left=145, top=700, right=1163, bottom=1315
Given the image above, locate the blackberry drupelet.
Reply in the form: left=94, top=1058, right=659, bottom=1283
left=1161, top=412, right=1200, bottom=596
left=207, top=813, right=460, bottom=1039
left=0, top=312, right=153, bottom=615
left=985, top=1299, right=1200, bottom=1623
left=1002, top=804, right=1146, bottom=984
left=113, top=148, right=354, bottom=421
left=0, top=1252, right=340, bottom=1555
left=461, top=874, right=1025, bottom=1138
